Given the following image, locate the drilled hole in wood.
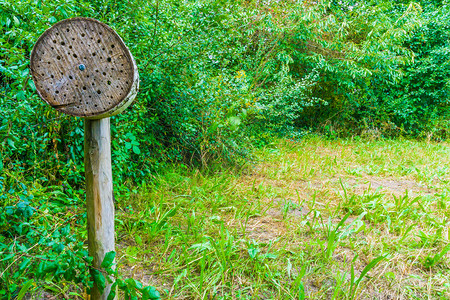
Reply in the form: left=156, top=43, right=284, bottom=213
left=61, top=41, right=65, bottom=46
left=57, top=56, right=61, bottom=60
left=107, top=57, right=111, bottom=62
left=92, top=53, right=96, bottom=56
left=63, top=94, right=66, bottom=97
left=102, top=72, right=106, bottom=76
left=97, top=39, right=101, bottom=43
left=97, top=90, right=101, bottom=94
left=55, top=90, right=59, bottom=94
left=107, top=81, right=111, bottom=85
left=53, top=40, right=56, bottom=43
left=83, top=86, right=87, bottom=90
left=73, top=54, right=78, bottom=58
left=69, top=45, right=72, bottom=49
left=66, top=28, right=69, bottom=32
left=69, top=75, right=73, bottom=80
left=50, top=75, right=54, bottom=79
left=111, top=45, right=115, bottom=48
left=81, top=33, right=85, bottom=37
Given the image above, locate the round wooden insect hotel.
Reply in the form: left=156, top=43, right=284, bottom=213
left=30, top=17, right=139, bottom=300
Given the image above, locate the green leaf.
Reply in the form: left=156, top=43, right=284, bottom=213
left=101, top=251, right=116, bottom=269
left=15, top=91, right=26, bottom=101
left=17, top=279, right=34, bottom=300
left=248, top=247, right=259, bottom=259
left=298, top=282, right=305, bottom=300
left=351, top=255, right=385, bottom=296
left=132, top=145, right=141, bottom=155
left=92, top=269, right=106, bottom=293
left=107, top=282, right=118, bottom=300
left=228, top=116, right=241, bottom=130
left=126, top=278, right=143, bottom=290
left=142, top=286, right=161, bottom=300
left=19, top=258, right=30, bottom=271
left=13, top=16, right=20, bottom=26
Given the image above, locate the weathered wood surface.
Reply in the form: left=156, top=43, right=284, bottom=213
left=84, top=118, right=116, bottom=299
left=30, top=17, right=139, bottom=119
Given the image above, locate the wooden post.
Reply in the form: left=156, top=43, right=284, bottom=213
left=30, top=18, right=139, bottom=300
left=84, top=118, right=116, bottom=300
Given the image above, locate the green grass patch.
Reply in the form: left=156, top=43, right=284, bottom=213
left=3, top=137, right=450, bottom=298
left=112, top=137, right=450, bottom=299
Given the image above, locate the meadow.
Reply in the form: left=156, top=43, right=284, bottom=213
left=105, top=137, right=450, bottom=299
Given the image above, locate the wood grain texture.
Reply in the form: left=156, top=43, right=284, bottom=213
left=84, top=118, right=116, bottom=299
left=30, top=17, right=139, bottom=119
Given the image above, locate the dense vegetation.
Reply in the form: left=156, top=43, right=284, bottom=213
left=1, top=0, right=450, bottom=298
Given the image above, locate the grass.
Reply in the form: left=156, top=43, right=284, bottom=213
left=7, top=136, right=449, bottom=299
left=109, top=136, right=450, bottom=299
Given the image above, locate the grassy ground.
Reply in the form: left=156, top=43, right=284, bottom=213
left=112, top=137, right=450, bottom=299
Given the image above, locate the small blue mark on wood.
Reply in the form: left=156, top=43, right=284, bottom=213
left=79, top=64, right=86, bottom=71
